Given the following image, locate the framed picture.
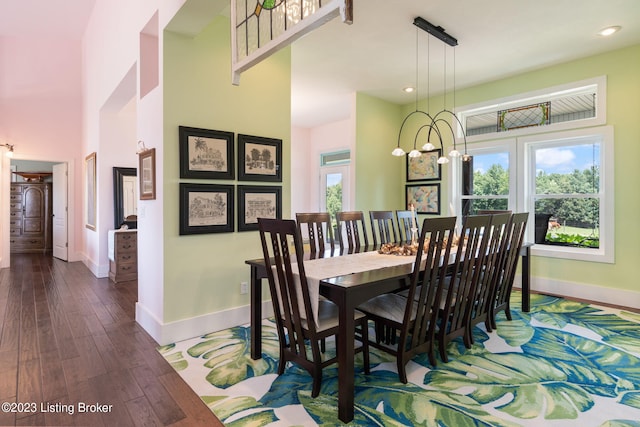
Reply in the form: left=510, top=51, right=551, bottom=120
left=85, top=152, right=97, bottom=230
left=237, top=134, right=282, bottom=182
left=406, top=149, right=441, bottom=181
left=179, top=183, right=234, bottom=235
left=139, top=148, right=156, bottom=200
left=406, top=183, right=440, bottom=215
left=237, top=185, right=282, bottom=231
left=179, top=126, right=234, bottom=179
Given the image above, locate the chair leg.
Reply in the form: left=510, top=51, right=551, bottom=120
left=320, top=338, right=326, bottom=353
left=360, top=318, right=370, bottom=374
left=397, top=355, right=408, bottom=384
left=311, top=367, right=323, bottom=398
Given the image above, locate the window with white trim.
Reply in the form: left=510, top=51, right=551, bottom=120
left=453, top=78, right=613, bottom=263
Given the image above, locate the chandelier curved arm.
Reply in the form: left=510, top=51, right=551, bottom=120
left=392, top=110, right=435, bottom=156
left=414, top=123, right=449, bottom=164
left=430, top=109, right=469, bottom=160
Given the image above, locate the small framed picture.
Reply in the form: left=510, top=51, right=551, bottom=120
left=406, top=149, right=441, bottom=181
left=179, top=126, right=234, bottom=180
left=179, top=183, right=234, bottom=235
left=237, top=134, right=282, bottom=182
left=406, top=183, right=440, bottom=215
left=237, top=185, right=282, bottom=232
left=139, top=148, right=156, bottom=200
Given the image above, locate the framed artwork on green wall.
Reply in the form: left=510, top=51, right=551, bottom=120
left=406, top=183, right=440, bottom=215
left=179, top=126, right=235, bottom=180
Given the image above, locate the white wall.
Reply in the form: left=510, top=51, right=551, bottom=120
left=291, top=117, right=355, bottom=214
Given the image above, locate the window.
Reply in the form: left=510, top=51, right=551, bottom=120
left=453, top=78, right=613, bottom=263
left=460, top=142, right=516, bottom=215
left=520, top=127, right=613, bottom=263
left=320, top=150, right=351, bottom=228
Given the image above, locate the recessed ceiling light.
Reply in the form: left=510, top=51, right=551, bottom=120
left=598, top=26, right=621, bottom=37
left=403, top=87, right=415, bottom=93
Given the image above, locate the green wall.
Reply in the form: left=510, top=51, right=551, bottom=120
left=354, top=44, right=640, bottom=294
left=456, top=44, right=639, bottom=292
left=354, top=93, right=404, bottom=211
left=163, top=17, right=291, bottom=322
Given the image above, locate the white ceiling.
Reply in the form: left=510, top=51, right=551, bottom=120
left=2, top=0, right=639, bottom=129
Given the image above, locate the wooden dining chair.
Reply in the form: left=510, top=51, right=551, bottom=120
left=436, top=214, right=491, bottom=363
left=296, top=212, right=335, bottom=255
left=396, top=210, right=420, bottom=244
left=357, top=216, right=457, bottom=382
left=335, top=211, right=369, bottom=251
left=258, top=218, right=370, bottom=397
left=369, top=210, right=399, bottom=246
left=490, top=212, right=528, bottom=330
left=466, top=212, right=512, bottom=344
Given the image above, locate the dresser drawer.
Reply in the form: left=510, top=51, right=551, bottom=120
left=114, top=252, right=136, bottom=264
left=10, top=236, right=44, bottom=249
left=9, top=227, right=21, bottom=237
left=9, top=210, right=23, bottom=220
left=10, top=202, right=22, bottom=211
left=9, top=193, right=22, bottom=203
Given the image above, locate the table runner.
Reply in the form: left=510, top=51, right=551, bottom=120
left=300, top=251, right=418, bottom=327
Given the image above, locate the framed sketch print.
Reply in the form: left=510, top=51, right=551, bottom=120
left=179, top=126, right=234, bottom=179
left=406, top=149, right=441, bottom=181
left=139, top=148, right=156, bottom=200
left=179, top=183, right=234, bottom=235
left=237, top=134, right=282, bottom=182
left=85, top=152, right=97, bottom=230
left=406, top=183, right=440, bottom=215
left=237, top=185, right=282, bottom=231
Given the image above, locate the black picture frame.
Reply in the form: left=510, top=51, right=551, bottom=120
left=237, top=185, right=282, bottom=231
left=406, top=149, right=442, bottom=181
left=237, top=134, right=282, bottom=182
left=179, top=183, right=234, bottom=235
left=179, top=126, right=234, bottom=180
left=406, top=183, right=441, bottom=215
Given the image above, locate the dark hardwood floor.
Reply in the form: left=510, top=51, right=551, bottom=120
left=0, top=253, right=223, bottom=426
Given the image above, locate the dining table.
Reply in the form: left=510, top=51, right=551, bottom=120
left=245, top=243, right=532, bottom=423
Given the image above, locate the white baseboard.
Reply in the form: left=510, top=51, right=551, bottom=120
left=81, top=256, right=109, bottom=278
left=515, top=275, right=640, bottom=310
left=135, top=275, right=639, bottom=346
left=136, top=300, right=275, bottom=346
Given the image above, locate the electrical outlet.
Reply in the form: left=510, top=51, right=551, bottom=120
left=240, top=282, right=248, bottom=294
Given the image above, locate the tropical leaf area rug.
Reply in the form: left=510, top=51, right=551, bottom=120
left=158, top=292, right=640, bottom=427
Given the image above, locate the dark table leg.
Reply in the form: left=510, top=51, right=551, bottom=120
left=521, top=245, right=531, bottom=312
left=250, top=265, right=263, bottom=360
left=336, top=294, right=355, bottom=423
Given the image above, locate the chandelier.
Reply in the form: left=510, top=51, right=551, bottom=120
left=391, top=17, right=469, bottom=162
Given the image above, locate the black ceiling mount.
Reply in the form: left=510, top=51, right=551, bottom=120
left=413, top=17, right=458, bottom=46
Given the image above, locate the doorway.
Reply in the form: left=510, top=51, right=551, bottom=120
left=9, top=159, right=69, bottom=261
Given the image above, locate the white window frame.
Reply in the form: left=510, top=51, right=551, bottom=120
left=454, top=139, right=518, bottom=215
left=518, top=126, right=614, bottom=263
left=452, top=77, right=613, bottom=263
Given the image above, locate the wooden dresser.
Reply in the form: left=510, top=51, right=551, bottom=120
left=108, top=230, right=138, bottom=283
left=9, top=182, right=53, bottom=253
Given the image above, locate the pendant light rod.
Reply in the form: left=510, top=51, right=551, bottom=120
left=413, top=17, right=458, bottom=47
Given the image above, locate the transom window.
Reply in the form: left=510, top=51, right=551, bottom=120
left=453, top=78, right=613, bottom=263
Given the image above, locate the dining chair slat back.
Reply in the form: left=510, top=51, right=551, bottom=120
left=335, top=211, right=369, bottom=251
left=396, top=210, right=420, bottom=244
left=258, top=217, right=370, bottom=397
left=369, top=210, right=399, bottom=246
left=467, top=213, right=512, bottom=343
left=357, top=216, right=457, bottom=382
left=436, top=214, right=492, bottom=363
left=296, top=212, right=334, bottom=255
left=490, top=212, right=529, bottom=329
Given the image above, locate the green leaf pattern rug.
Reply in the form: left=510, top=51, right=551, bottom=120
left=158, top=292, right=640, bottom=426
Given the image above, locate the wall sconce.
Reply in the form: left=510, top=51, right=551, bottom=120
left=1, top=143, right=14, bottom=158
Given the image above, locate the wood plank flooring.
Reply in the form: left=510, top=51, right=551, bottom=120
left=0, top=254, right=223, bottom=426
